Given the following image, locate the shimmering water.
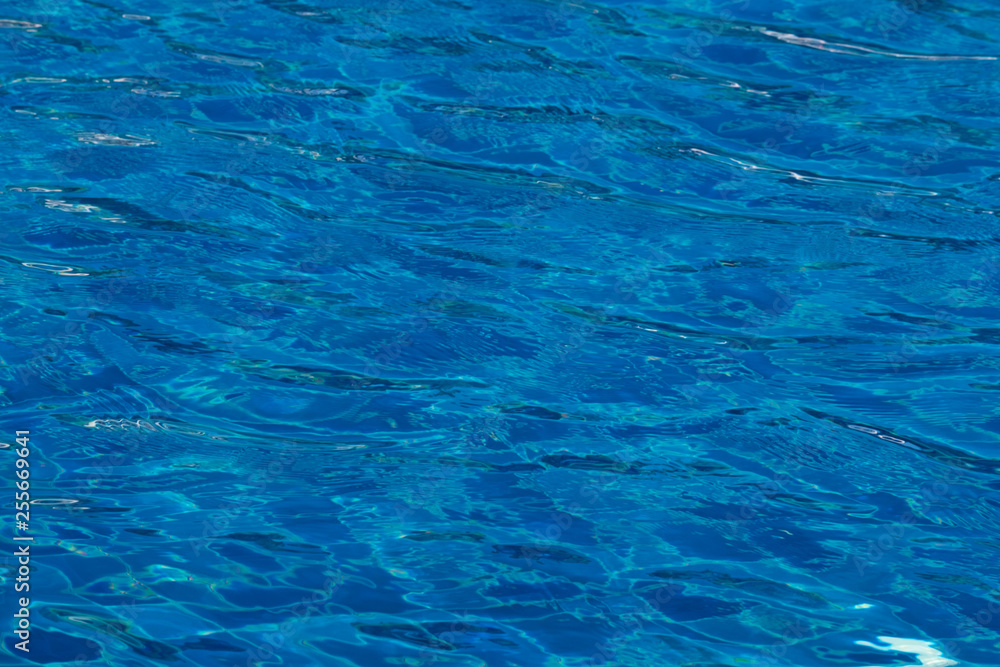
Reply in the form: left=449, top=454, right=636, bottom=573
left=2, top=0, right=1000, bottom=665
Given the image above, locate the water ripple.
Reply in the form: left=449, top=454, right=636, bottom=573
left=2, top=0, right=997, bottom=666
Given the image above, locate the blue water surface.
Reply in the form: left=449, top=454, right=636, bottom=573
left=2, top=0, right=1000, bottom=665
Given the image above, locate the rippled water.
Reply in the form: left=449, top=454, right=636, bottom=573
left=2, top=0, right=1000, bottom=665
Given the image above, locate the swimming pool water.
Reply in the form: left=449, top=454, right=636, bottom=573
left=2, top=0, right=1000, bottom=665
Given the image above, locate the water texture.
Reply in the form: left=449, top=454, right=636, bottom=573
left=1, top=0, right=1000, bottom=665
